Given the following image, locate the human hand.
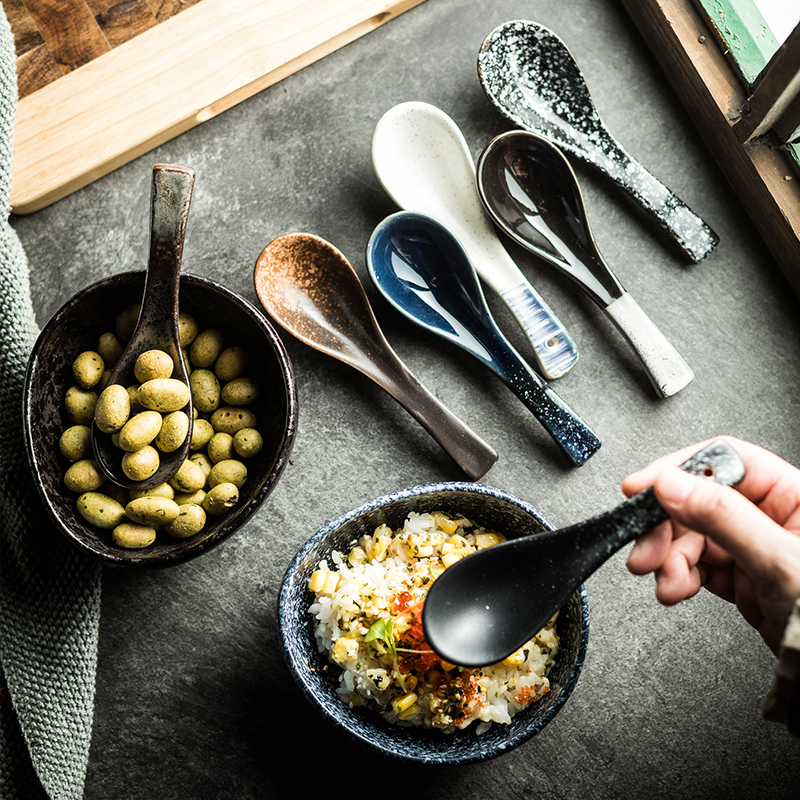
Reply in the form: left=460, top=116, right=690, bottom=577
left=623, top=437, right=800, bottom=654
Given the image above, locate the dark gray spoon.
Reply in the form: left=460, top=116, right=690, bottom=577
left=477, top=130, right=694, bottom=398
left=422, top=439, right=745, bottom=667
left=253, top=232, right=498, bottom=481
left=92, top=164, right=195, bottom=489
left=366, top=211, right=601, bottom=467
left=478, top=19, right=719, bottom=262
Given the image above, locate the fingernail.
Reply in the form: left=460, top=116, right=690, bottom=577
left=655, top=467, right=696, bottom=508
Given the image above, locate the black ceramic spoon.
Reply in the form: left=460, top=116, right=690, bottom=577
left=92, top=164, right=195, bottom=489
left=422, top=439, right=745, bottom=667
left=477, top=130, right=694, bottom=398
left=477, top=19, right=719, bottom=262
left=253, top=232, right=498, bottom=481
left=367, top=211, right=601, bottom=467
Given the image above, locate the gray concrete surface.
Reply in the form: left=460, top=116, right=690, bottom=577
left=15, top=0, right=800, bottom=796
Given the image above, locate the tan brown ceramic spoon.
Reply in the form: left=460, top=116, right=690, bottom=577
left=254, top=233, right=498, bottom=480
left=91, top=164, right=195, bottom=489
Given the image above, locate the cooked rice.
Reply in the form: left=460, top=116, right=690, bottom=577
left=308, top=511, right=559, bottom=733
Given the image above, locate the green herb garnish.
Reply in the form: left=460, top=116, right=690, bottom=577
left=365, top=617, right=405, bottom=691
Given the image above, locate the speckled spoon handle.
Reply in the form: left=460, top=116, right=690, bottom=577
left=372, top=101, right=578, bottom=380
left=477, top=20, right=719, bottom=262
left=604, top=292, right=693, bottom=397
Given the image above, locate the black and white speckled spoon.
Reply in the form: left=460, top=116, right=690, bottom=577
left=422, top=439, right=745, bottom=667
left=478, top=20, right=719, bottom=263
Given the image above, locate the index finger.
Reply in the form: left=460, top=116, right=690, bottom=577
left=622, top=437, right=800, bottom=511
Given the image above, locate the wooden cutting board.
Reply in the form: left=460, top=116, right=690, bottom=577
left=2, top=0, right=427, bottom=214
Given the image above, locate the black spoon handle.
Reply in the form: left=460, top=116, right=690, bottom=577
left=93, top=165, right=195, bottom=490
left=136, top=164, right=195, bottom=352
left=556, top=439, right=746, bottom=577
left=422, top=439, right=745, bottom=666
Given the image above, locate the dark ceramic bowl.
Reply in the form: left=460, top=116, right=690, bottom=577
left=24, top=271, right=298, bottom=568
left=278, top=482, right=589, bottom=764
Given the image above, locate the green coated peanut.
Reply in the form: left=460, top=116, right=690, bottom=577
left=221, top=377, right=259, bottom=406
left=121, top=445, right=160, bottom=481
left=118, top=410, right=163, bottom=452
left=112, top=522, right=157, bottom=549
left=59, top=424, right=92, bottom=462
left=76, top=492, right=127, bottom=529
left=210, top=406, right=257, bottom=435
left=125, top=496, right=181, bottom=527
left=155, top=410, right=190, bottom=453
left=94, top=384, right=131, bottom=433
left=165, top=503, right=206, bottom=539
left=65, top=385, right=99, bottom=426
left=137, top=378, right=191, bottom=412
left=208, top=459, right=247, bottom=489
left=202, top=482, right=239, bottom=516
left=72, top=350, right=105, bottom=389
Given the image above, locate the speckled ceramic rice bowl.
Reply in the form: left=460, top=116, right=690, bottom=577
left=278, top=482, right=589, bottom=764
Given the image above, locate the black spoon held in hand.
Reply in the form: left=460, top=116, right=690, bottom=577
left=422, top=439, right=745, bottom=667
left=91, top=164, right=195, bottom=489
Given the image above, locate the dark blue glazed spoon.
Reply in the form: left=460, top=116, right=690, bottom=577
left=366, top=211, right=601, bottom=467
left=422, top=439, right=746, bottom=667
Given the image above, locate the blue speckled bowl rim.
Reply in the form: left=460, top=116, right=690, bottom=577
left=278, top=481, right=589, bottom=765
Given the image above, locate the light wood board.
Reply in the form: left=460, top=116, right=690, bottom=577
left=4, top=0, right=427, bottom=214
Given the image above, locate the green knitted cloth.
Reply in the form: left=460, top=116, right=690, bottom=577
left=0, top=10, right=102, bottom=800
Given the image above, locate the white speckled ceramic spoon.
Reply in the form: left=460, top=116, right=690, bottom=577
left=372, top=101, right=578, bottom=381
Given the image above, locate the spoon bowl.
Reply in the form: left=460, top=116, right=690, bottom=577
left=478, top=20, right=719, bottom=262
left=91, top=164, right=195, bottom=489
left=477, top=131, right=694, bottom=398
left=367, top=211, right=601, bottom=467
left=372, top=101, right=578, bottom=380
left=254, top=233, right=498, bottom=480
left=422, top=439, right=745, bottom=666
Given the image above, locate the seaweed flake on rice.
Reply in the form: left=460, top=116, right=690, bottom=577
left=307, top=511, right=559, bottom=734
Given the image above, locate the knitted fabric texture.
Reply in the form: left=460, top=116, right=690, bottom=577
left=0, top=10, right=102, bottom=800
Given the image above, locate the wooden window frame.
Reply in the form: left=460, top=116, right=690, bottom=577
left=621, top=0, right=800, bottom=297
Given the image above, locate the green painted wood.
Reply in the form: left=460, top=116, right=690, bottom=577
left=694, top=0, right=780, bottom=84
left=785, top=142, right=800, bottom=177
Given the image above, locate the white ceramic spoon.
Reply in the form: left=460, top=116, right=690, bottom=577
left=371, top=101, right=578, bottom=381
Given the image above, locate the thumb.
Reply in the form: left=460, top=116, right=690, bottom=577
left=653, top=467, right=790, bottom=582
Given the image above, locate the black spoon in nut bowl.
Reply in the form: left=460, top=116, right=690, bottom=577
left=477, top=130, right=694, bottom=399
left=422, top=439, right=745, bottom=667
left=91, top=164, right=195, bottom=490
